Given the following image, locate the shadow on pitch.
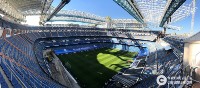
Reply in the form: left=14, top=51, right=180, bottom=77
left=57, top=48, right=131, bottom=88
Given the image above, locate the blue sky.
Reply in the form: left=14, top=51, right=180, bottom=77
left=52, top=0, right=200, bottom=34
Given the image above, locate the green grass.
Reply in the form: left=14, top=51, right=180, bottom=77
left=58, top=48, right=137, bottom=88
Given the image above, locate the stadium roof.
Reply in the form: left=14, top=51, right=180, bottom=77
left=49, top=10, right=141, bottom=25
left=185, top=32, right=200, bottom=42
left=160, top=0, right=186, bottom=27
left=113, top=0, right=144, bottom=23
left=114, top=0, right=193, bottom=28
left=49, top=10, right=105, bottom=24
left=0, top=0, right=53, bottom=21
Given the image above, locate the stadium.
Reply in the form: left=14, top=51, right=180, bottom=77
left=0, top=0, right=200, bottom=88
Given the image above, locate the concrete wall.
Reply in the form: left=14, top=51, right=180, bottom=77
left=184, top=41, right=200, bottom=81
left=0, top=29, right=3, bottom=37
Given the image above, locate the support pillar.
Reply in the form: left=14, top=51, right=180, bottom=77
left=16, top=30, right=20, bottom=34
left=1, top=29, right=7, bottom=38
left=20, top=30, right=23, bottom=34
left=163, top=27, right=166, bottom=34
left=10, top=29, right=14, bottom=36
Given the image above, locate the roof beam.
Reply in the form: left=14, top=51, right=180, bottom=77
left=164, top=25, right=181, bottom=30
left=55, top=10, right=105, bottom=22
left=49, top=16, right=103, bottom=24
left=159, top=0, right=186, bottom=27
left=45, top=0, right=70, bottom=22
left=113, top=0, right=144, bottom=23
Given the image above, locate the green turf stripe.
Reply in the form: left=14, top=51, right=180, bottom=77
left=58, top=48, right=136, bottom=88
left=98, top=55, right=116, bottom=64
left=97, top=54, right=113, bottom=62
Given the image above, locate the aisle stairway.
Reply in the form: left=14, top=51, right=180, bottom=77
left=0, top=63, right=13, bottom=88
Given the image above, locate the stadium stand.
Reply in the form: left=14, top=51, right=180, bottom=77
left=0, top=15, right=186, bottom=88
left=104, top=38, right=184, bottom=88
left=163, top=35, right=187, bottom=52
left=0, top=17, right=161, bottom=87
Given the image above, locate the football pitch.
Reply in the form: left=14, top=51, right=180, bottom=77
left=58, top=48, right=137, bottom=88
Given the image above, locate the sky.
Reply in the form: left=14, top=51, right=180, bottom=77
left=52, top=0, right=200, bottom=34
